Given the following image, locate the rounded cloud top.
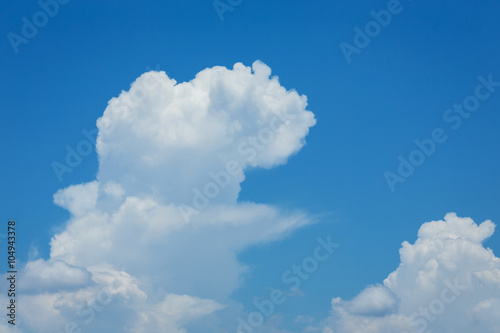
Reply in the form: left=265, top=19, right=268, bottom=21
left=95, top=61, right=316, bottom=204
left=418, top=212, right=495, bottom=243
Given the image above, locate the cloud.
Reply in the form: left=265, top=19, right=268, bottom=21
left=53, top=181, right=99, bottom=217
left=340, top=284, right=398, bottom=316
left=16, top=61, right=316, bottom=332
left=317, top=213, right=500, bottom=333
left=95, top=60, right=316, bottom=207
left=130, top=294, right=225, bottom=333
left=19, top=259, right=92, bottom=292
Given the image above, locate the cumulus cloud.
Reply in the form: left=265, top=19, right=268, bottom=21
left=96, top=60, right=315, bottom=206
left=16, top=61, right=316, bottom=332
left=317, top=213, right=500, bottom=333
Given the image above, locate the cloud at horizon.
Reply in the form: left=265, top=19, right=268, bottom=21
left=313, top=213, right=500, bottom=333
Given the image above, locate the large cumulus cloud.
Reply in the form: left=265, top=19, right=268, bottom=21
left=13, top=61, right=316, bottom=333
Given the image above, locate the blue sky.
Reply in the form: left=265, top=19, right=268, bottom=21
left=1, top=0, right=500, bottom=332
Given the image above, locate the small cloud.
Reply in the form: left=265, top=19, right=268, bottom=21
left=19, top=259, right=92, bottom=292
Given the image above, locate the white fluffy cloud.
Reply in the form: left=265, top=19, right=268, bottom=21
left=16, top=61, right=316, bottom=333
left=96, top=60, right=315, bottom=206
left=317, top=213, right=500, bottom=333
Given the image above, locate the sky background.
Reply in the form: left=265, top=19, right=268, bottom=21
left=1, top=0, right=500, bottom=332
